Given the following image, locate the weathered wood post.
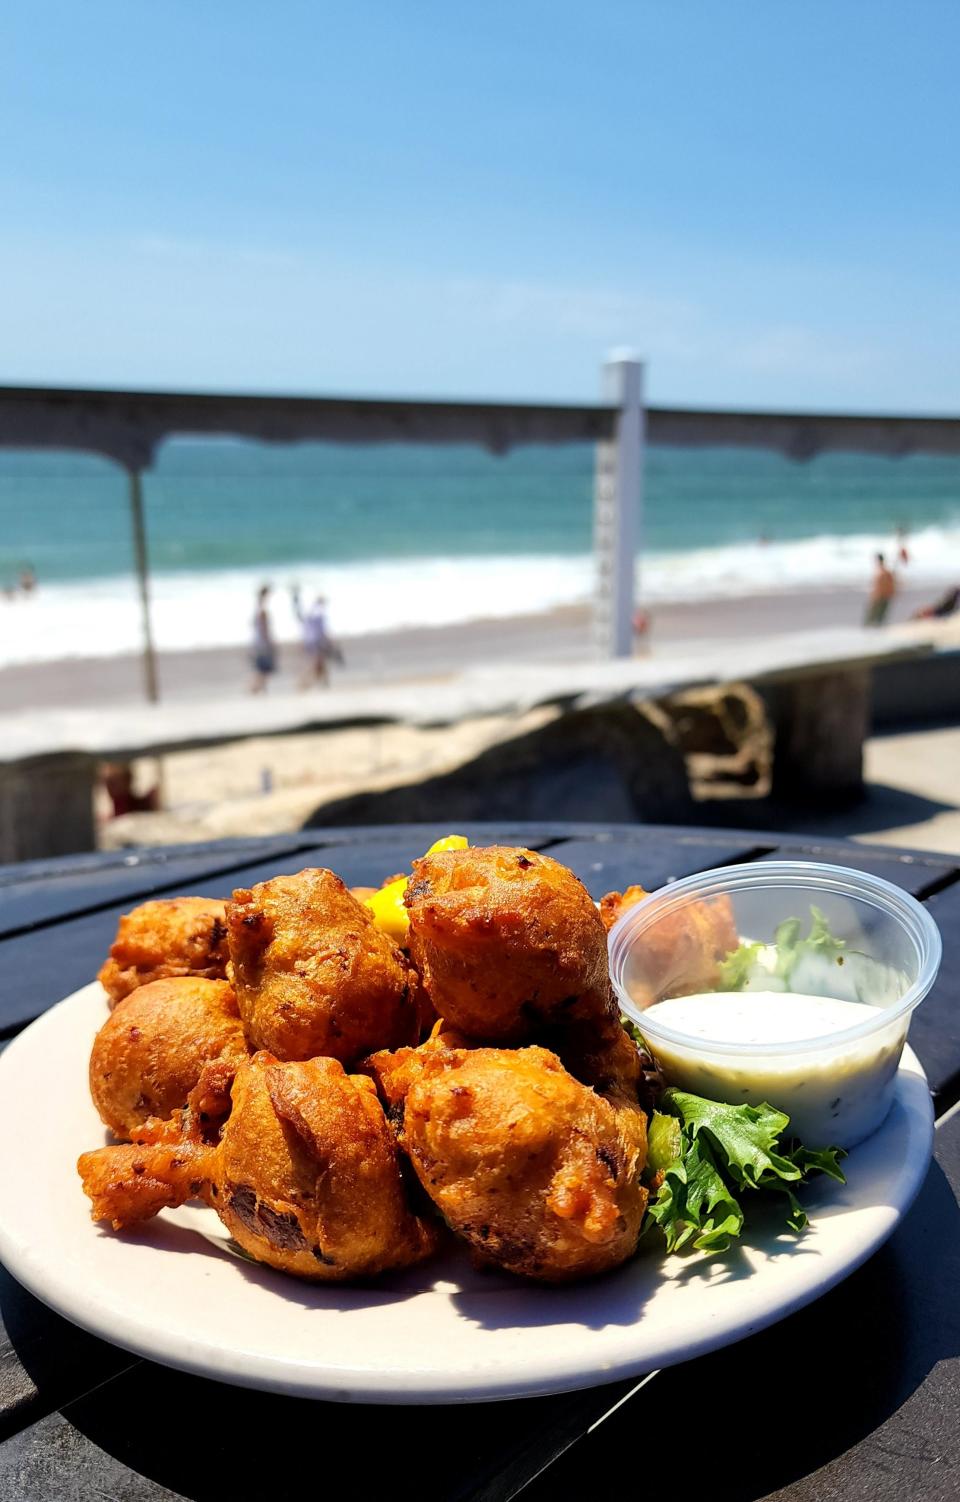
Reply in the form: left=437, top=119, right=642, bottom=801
left=593, top=352, right=644, bottom=658
left=127, top=467, right=159, bottom=703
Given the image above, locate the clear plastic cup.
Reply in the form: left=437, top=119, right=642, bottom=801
left=608, top=861, right=942, bottom=1148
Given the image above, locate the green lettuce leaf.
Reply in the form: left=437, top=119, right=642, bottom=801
left=645, top=1132, right=744, bottom=1252
left=718, top=907, right=902, bottom=1004
left=663, top=1089, right=803, bottom=1189
left=774, top=906, right=905, bottom=1005
left=776, top=905, right=845, bottom=979
left=717, top=940, right=765, bottom=992
left=786, top=1142, right=848, bottom=1183
left=773, top=915, right=803, bottom=977
left=764, top=1181, right=809, bottom=1234
left=646, top=1111, right=682, bottom=1175
left=644, top=1089, right=845, bottom=1255
left=808, top=906, right=847, bottom=955
left=621, top=1016, right=645, bottom=1049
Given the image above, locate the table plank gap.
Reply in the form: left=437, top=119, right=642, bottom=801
left=912, top=867, right=960, bottom=903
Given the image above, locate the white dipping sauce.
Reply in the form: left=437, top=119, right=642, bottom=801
left=641, top=990, right=907, bottom=1147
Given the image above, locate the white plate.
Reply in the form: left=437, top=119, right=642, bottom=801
left=0, top=983, right=934, bottom=1404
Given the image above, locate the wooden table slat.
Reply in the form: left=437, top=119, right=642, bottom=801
left=545, top=830, right=773, bottom=897
left=0, top=837, right=311, bottom=937
left=303, top=821, right=583, bottom=850
left=756, top=839, right=959, bottom=900
left=907, top=882, right=960, bottom=1115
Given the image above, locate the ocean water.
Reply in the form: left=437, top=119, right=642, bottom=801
left=1, top=440, right=959, bottom=666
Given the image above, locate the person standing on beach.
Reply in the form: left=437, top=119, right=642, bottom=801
left=631, top=606, right=651, bottom=655
left=864, top=553, right=897, bottom=626
left=291, top=586, right=338, bottom=687
left=249, top=584, right=277, bottom=692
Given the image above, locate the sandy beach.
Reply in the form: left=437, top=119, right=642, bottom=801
left=0, top=581, right=944, bottom=712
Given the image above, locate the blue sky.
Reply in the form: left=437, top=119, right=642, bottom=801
left=1, top=2, right=958, bottom=410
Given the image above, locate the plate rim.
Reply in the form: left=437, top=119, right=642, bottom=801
left=0, top=982, right=935, bottom=1404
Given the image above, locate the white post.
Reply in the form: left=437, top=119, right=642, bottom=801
left=593, top=352, right=644, bottom=658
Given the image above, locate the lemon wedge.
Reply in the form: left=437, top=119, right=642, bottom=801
left=364, top=834, right=468, bottom=941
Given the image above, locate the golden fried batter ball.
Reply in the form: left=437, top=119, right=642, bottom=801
left=599, top=884, right=649, bottom=932
left=402, top=845, right=642, bottom=1099
left=98, top=897, right=229, bottom=1007
left=215, top=1053, right=436, bottom=1278
left=403, top=846, right=612, bottom=1042
left=226, top=869, right=418, bottom=1064
left=625, top=895, right=738, bottom=1007
left=363, top=1025, right=468, bottom=1121
left=78, top=1053, right=438, bottom=1282
left=89, top=977, right=248, bottom=1141
left=388, top=1042, right=647, bottom=1282
left=557, top=1016, right=645, bottom=1103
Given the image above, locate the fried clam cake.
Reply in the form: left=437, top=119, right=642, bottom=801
left=599, top=884, right=649, bottom=932
left=403, top=845, right=642, bottom=1099
left=98, top=897, right=229, bottom=1008
left=368, top=1040, right=648, bottom=1282
left=89, top=977, right=248, bottom=1141
left=226, top=868, right=419, bottom=1064
left=78, top=1052, right=438, bottom=1281
left=599, top=884, right=738, bottom=1005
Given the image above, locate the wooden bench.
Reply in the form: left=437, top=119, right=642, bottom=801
left=0, top=627, right=935, bottom=861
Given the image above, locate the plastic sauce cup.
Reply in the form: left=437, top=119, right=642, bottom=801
left=608, top=862, right=942, bottom=1148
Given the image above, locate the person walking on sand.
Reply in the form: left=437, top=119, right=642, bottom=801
left=249, top=584, right=277, bottom=693
left=292, top=586, right=337, bottom=687
left=864, top=553, right=897, bottom=627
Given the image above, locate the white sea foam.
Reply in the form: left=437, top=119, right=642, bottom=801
left=1, top=525, right=959, bottom=668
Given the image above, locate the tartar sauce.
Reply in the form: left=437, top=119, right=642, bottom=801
left=641, top=990, right=907, bottom=1147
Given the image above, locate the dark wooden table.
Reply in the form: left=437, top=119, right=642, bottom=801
left=1, top=823, right=958, bottom=1502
